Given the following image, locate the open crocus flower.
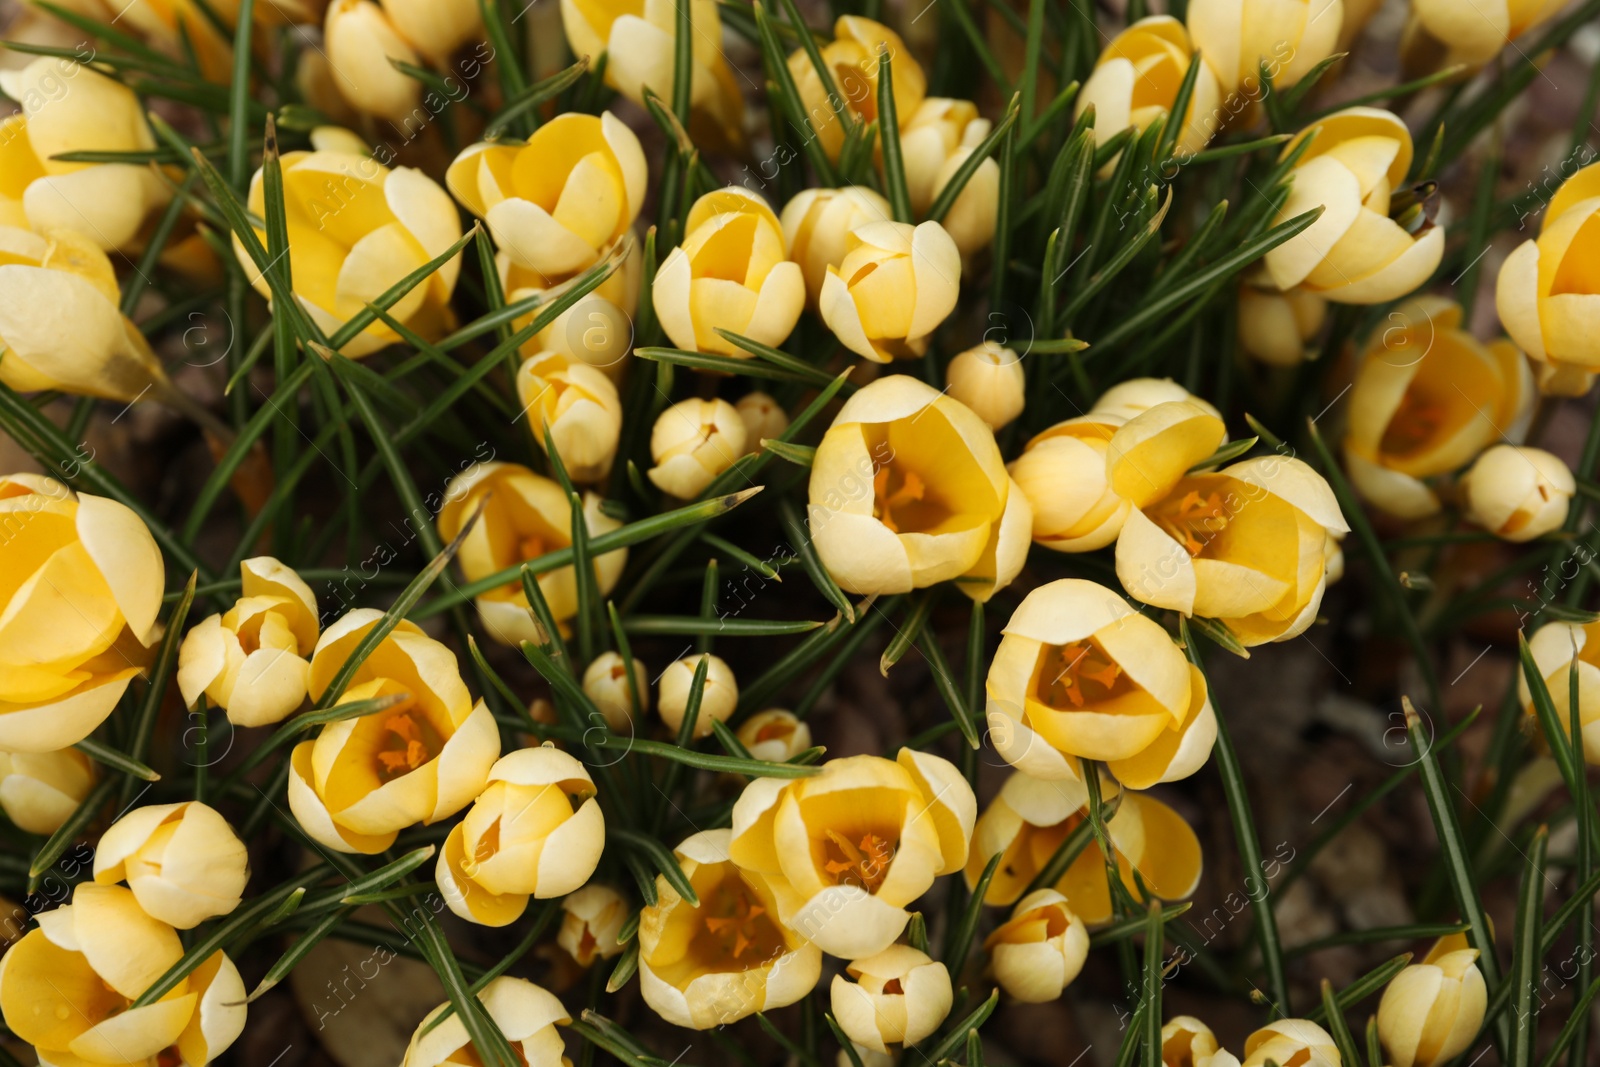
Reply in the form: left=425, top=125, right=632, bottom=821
left=325, top=0, right=482, bottom=123
left=1462, top=445, right=1573, bottom=543
left=1076, top=18, right=1220, bottom=167
left=986, top=579, right=1216, bottom=787
left=820, top=221, right=961, bottom=363
left=0, top=747, right=96, bottom=835
left=985, top=888, right=1090, bottom=1003
left=1185, top=0, right=1342, bottom=98
left=403, top=977, right=569, bottom=1067
left=0, top=884, right=245, bottom=1067
left=1377, top=932, right=1486, bottom=1067
left=178, top=556, right=321, bottom=727
left=289, top=610, right=500, bottom=853
left=1241, top=1021, right=1340, bottom=1067
left=807, top=375, right=1030, bottom=600
left=0, top=472, right=163, bottom=753
left=515, top=352, right=624, bottom=483
left=1008, top=412, right=1131, bottom=553
left=436, top=462, right=627, bottom=646
left=1343, top=297, right=1532, bottom=519
left=1238, top=278, right=1327, bottom=366
left=437, top=747, right=604, bottom=926
left=559, top=884, right=629, bottom=966
left=236, top=145, right=462, bottom=357
left=728, top=749, right=975, bottom=959
left=448, top=114, right=646, bottom=283
left=780, top=187, right=892, bottom=306
left=0, top=58, right=169, bottom=250
left=654, top=187, right=805, bottom=356
left=787, top=16, right=926, bottom=163
left=1496, top=161, right=1600, bottom=396
left=648, top=397, right=748, bottom=498
left=638, top=829, right=822, bottom=1029
left=900, top=99, right=1000, bottom=255
left=1518, top=620, right=1600, bottom=764
left=831, top=945, right=952, bottom=1052
left=93, top=802, right=249, bottom=929
left=1402, top=0, right=1564, bottom=73
left=963, top=768, right=1202, bottom=924
left=1264, top=108, right=1443, bottom=305
left=1109, top=402, right=1349, bottom=646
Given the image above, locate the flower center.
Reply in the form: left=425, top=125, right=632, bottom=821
left=1033, top=640, right=1132, bottom=709
left=823, top=828, right=896, bottom=893
left=1379, top=387, right=1446, bottom=459
left=691, top=873, right=785, bottom=969
left=873, top=464, right=939, bottom=534
left=519, top=534, right=548, bottom=561
left=1151, top=486, right=1229, bottom=557
left=375, top=711, right=440, bottom=780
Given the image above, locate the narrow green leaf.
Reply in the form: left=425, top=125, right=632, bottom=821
left=876, top=47, right=912, bottom=222
left=76, top=739, right=160, bottom=782
left=917, top=628, right=981, bottom=749
left=29, top=778, right=112, bottom=883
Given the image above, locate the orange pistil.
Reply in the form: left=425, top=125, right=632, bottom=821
left=873, top=465, right=927, bottom=534
left=1153, top=488, right=1228, bottom=557
left=519, top=534, right=548, bottom=561
left=1034, top=640, right=1127, bottom=709
left=376, top=712, right=433, bottom=779
left=703, top=894, right=768, bottom=960
left=824, top=828, right=896, bottom=893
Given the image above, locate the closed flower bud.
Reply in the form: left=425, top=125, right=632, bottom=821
left=0, top=747, right=96, bottom=835
left=558, top=884, right=628, bottom=966
left=436, top=463, right=627, bottom=646
left=448, top=114, right=646, bottom=282
left=831, top=945, right=952, bottom=1051
left=1076, top=18, right=1220, bottom=168
left=1163, top=1017, right=1238, bottom=1067
left=736, top=710, right=812, bottom=763
left=986, top=579, right=1216, bottom=786
left=737, top=392, right=790, bottom=452
left=729, top=749, right=975, bottom=959
left=1238, top=280, right=1326, bottom=366
left=1009, top=412, right=1131, bottom=552
left=659, top=654, right=739, bottom=739
left=820, top=220, right=961, bottom=363
left=1092, top=377, right=1221, bottom=422
left=1402, top=0, right=1562, bottom=73
left=582, top=651, right=649, bottom=732
left=808, top=375, right=1030, bottom=600
left=900, top=99, right=1000, bottom=254
left=290, top=609, right=501, bottom=853
left=1186, top=0, right=1343, bottom=99
left=787, top=17, right=925, bottom=163
left=1520, top=620, right=1600, bottom=763
left=1462, top=445, right=1574, bottom=543
left=1110, top=402, right=1349, bottom=645
left=1378, top=934, right=1486, bottom=1067
left=1242, top=1020, right=1340, bottom=1067
left=984, top=888, right=1090, bottom=1002
left=403, top=976, right=569, bottom=1067
left=946, top=341, right=1024, bottom=429
left=1496, top=161, right=1600, bottom=396
left=638, top=829, right=821, bottom=1028
left=237, top=145, right=462, bottom=357
left=0, top=59, right=169, bottom=250
left=178, top=557, right=320, bottom=727
left=502, top=239, right=641, bottom=374
left=654, top=187, right=805, bottom=356
left=515, top=352, right=624, bottom=483
left=648, top=397, right=748, bottom=498
left=1264, top=108, right=1443, bottom=304
left=93, top=802, right=249, bottom=929
left=1344, top=297, right=1532, bottom=519
left=0, top=883, right=245, bottom=1067
left=0, top=473, right=163, bottom=753
left=781, top=187, right=893, bottom=307
left=324, top=0, right=481, bottom=122
left=437, top=747, right=604, bottom=926
left=965, top=768, right=1202, bottom=923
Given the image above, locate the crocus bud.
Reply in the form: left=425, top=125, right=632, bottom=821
left=985, top=889, right=1090, bottom=1002
left=820, top=221, right=961, bottom=363
left=1519, top=620, right=1600, bottom=763
left=1241, top=1020, right=1340, bottom=1067
left=0, top=58, right=170, bottom=250
left=946, top=341, right=1024, bottom=429
left=516, top=352, right=624, bottom=484
left=1497, top=161, right=1600, bottom=396
left=780, top=187, right=893, bottom=306
left=831, top=945, right=952, bottom=1051
left=581, top=651, right=648, bottom=732
left=1461, top=445, right=1574, bottom=543
left=448, top=113, right=646, bottom=282
left=809, top=375, right=1030, bottom=600
left=1163, top=1017, right=1233, bottom=1067
left=0, top=748, right=96, bottom=835
left=501, top=238, right=641, bottom=375
left=1378, top=933, right=1486, bottom=1067
left=786, top=16, right=926, bottom=162
left=986, top=578, right=1216, bottom=786
left=558, top=884, right=628, bottom=966
left=1402, top=0, right=1563, bottom=73
left=736, top=709, right=812, bottom=763
left=324, top=0, right=482, bottom=122
left=93, top=802, right=249, bottom=929
left=1185, top=0, right=1343, bottom=99
left=437, top=747, right=604, bottom=926
left=178, top=557, right=321, bottom=727
left=1008, top=412, right=1131, bottom=552
left=658, top=654, right=739, bottom=739
left=900, top=99, right=1000, bottom=255
left=653, top=187, right=805, bottom=356
left=1076, top=18, right=1220, bottom=168
left=1092, top=377, right=1219, bottom=421
left=0, top=473, right=163, bottom=753
left=1344, top=297, right=1532, bottom=519
left=403, top=977, right=569, bottom=1067
left=648, top=397, right=747, bottom=498
left=737, top=392, right=790, bottom=451
left=1237, top=280, right=1326, bottom=366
